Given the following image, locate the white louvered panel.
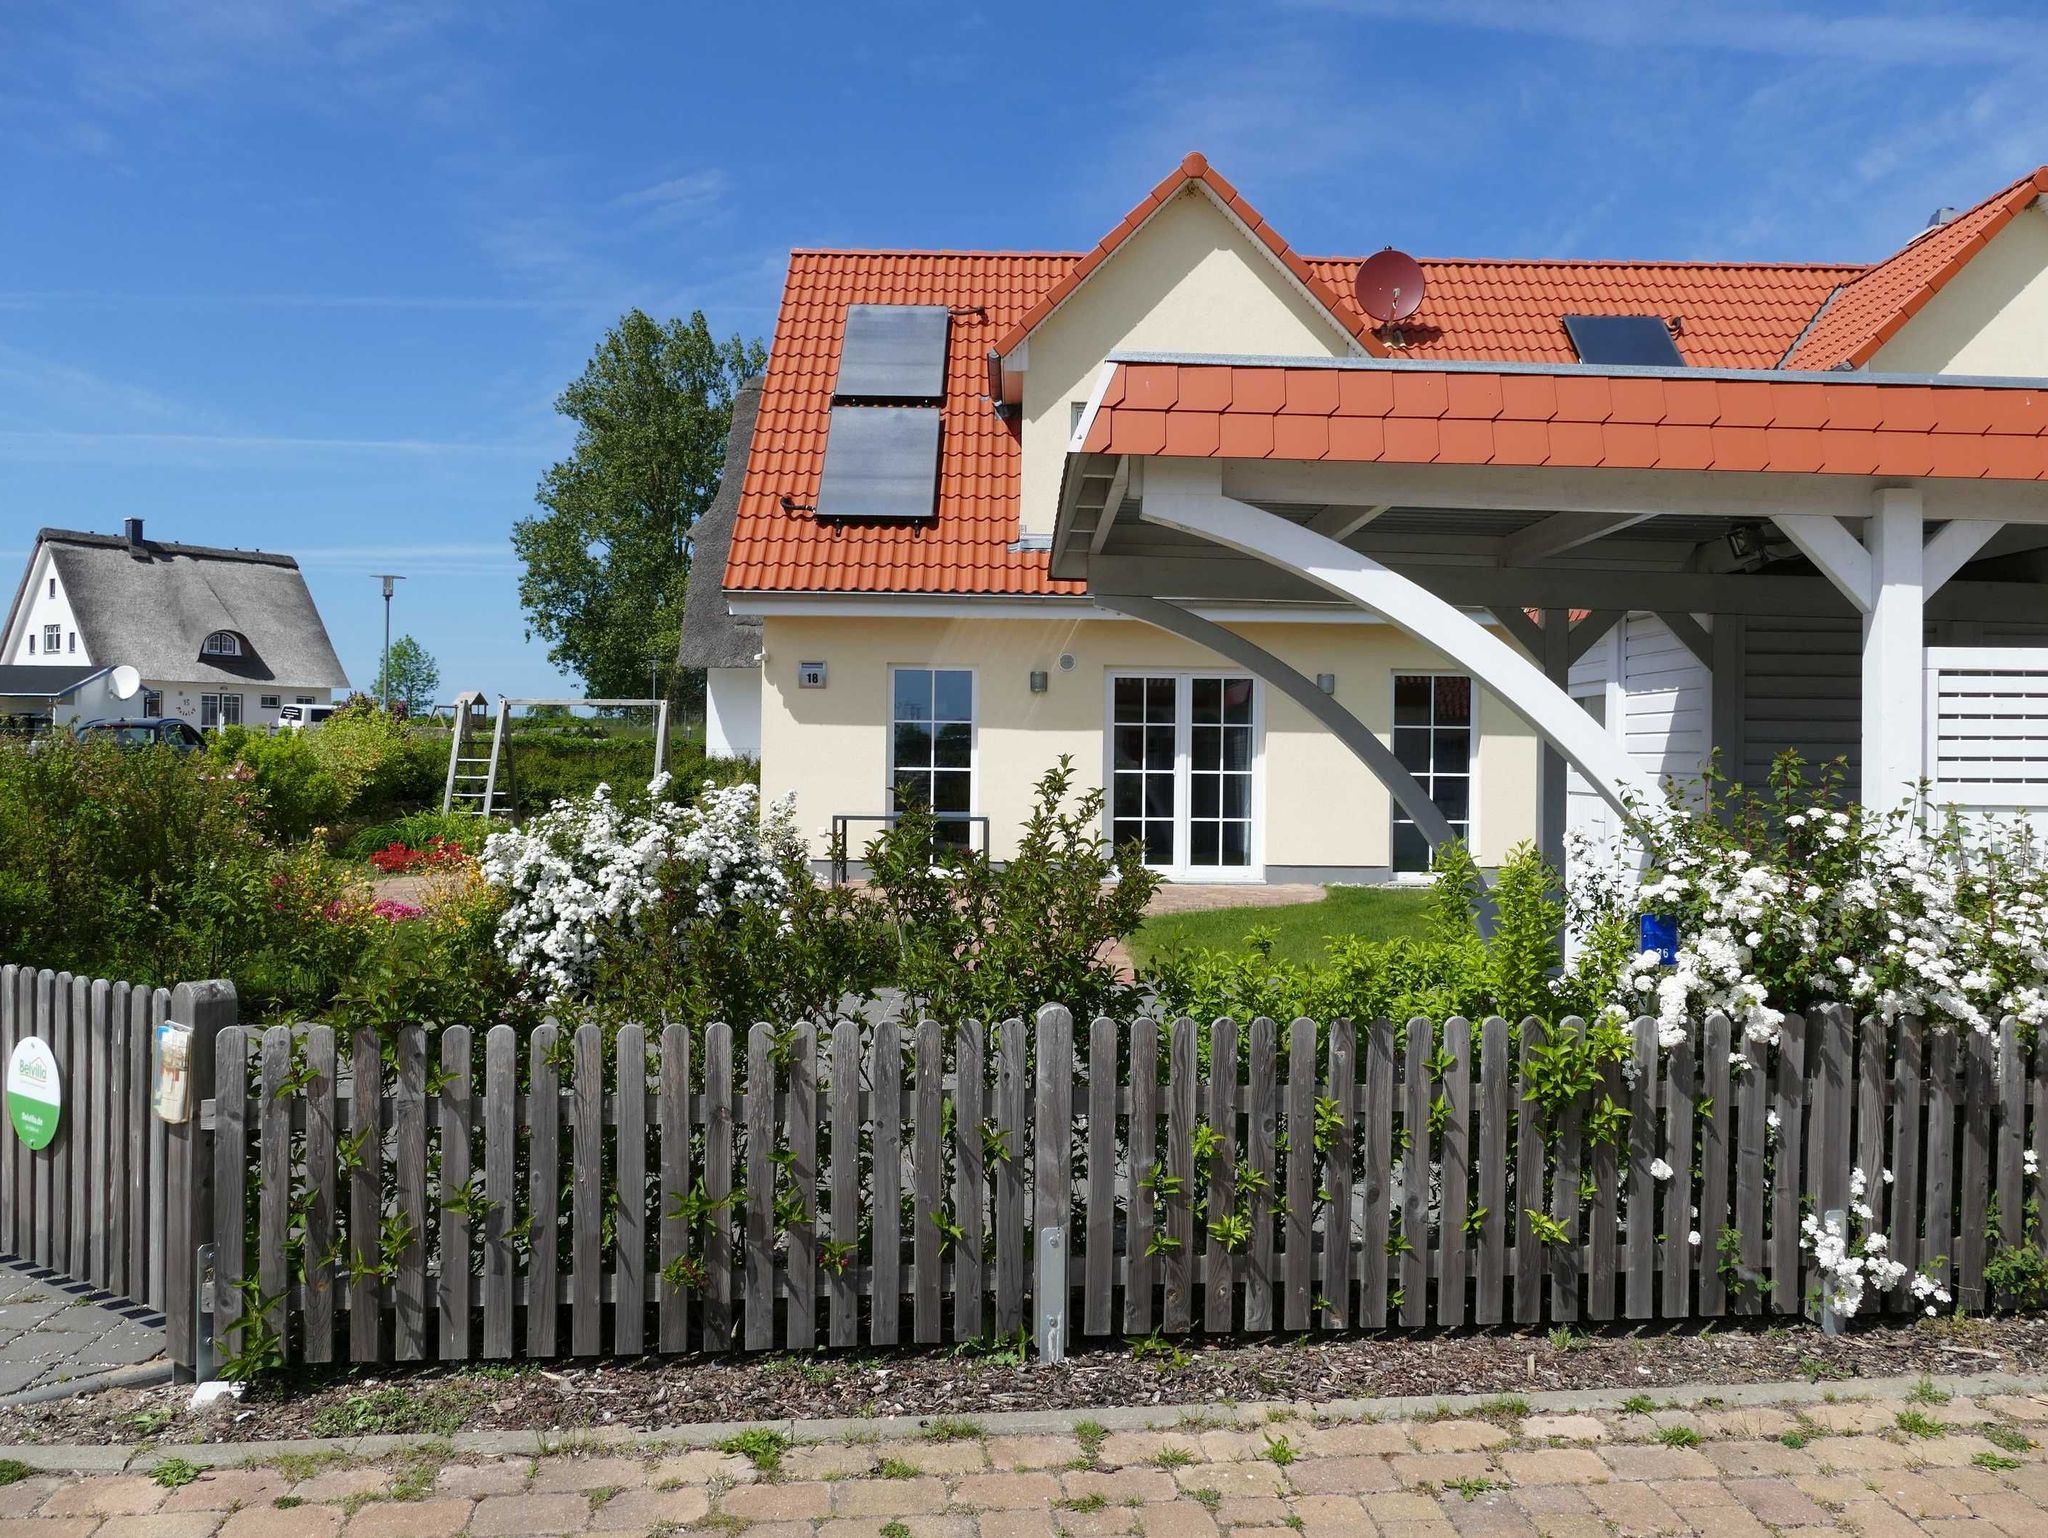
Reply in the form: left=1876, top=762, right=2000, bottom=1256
left=1925, top=648, right=2048, bottom=808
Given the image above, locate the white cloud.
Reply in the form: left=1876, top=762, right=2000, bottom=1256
left=615, top=169, right=730, bottom=221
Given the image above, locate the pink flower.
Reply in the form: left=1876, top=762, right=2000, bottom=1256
left=370, top=899, right=424, bottom=922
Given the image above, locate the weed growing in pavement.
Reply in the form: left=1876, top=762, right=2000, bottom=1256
left=1894, top=1410, right=1945, bottom=1440
left=1617, top=1395, right=1659, bottom=1416
left=1260, top=1433, right=1297, bottom=1467
left=721, top=1430, right=791, bottom=1477
left=385, top=1443, right=452, bottom=1502
left=881, top=1523, right=912, bottom=1538
left=588, top=1487, right=622, bottom=1510
left=274, top=1496, right=304, bottom=1509
left=150, top=1458, right=201, bottom=1490
left=1073, top=1420, right=1108, bottom=1467
left=1475, top=1396, right=1531, bottom=1423
left=0, top=1461, right=29, bottom=1487
left=1984, top=1424, right=2035, bottom=1454
left=1655, top=1427, right=1701, bottom=1449
left=1779, top=1430, right=1811, bottom=1450
left=1175, top=1411, right=1227, bottom=1431
left=1058, top=1494, right=1109, bottom=1513
left=923, top=1417, right=985, bottom=1443
left=1187, top=1488, right=1222, bottom=1512
left=1906, top=1377, right=1951, bottom=1406
left=1974, top=1450, right=2024, bottom=1472
left=1149, top=1448, right=1197, bottom=1469
left=268, top=1450, right=350, bottom=1482
left=1444, top=1476, right=1502, bottom=1500
left=1283, top=1517, right=1304, bottom=1532
left=874, top=1458, right=918, bottom=1480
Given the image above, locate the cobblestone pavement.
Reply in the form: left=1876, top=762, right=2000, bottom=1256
left=0, top=1265, right=162, bottom=1399
left=6, top=1385, right=2048, bottom=1536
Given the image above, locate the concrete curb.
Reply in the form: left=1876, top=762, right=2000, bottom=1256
left=1, top=1367, right=2045, bottom=1474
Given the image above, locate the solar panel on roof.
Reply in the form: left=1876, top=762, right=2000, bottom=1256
left=834, top=304, right=950, bottom=400
left=816, top=405, right=942, bottom=521
left=1562, top=314, right=1686, bottom=367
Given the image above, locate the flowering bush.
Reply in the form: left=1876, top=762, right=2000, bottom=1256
left=367, top=837, right=468, bottom=874
left=1571, top=754, right=2048, bottom=1046
left=1799, top=1167, right=1949, bottom=1319
left=481, top=777, right=803, bottom=1006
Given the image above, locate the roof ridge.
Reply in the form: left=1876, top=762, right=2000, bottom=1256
left=37, top=527, right=302, bottom=569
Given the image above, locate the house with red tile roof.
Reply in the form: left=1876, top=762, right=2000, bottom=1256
left=683, top=155, right=2048, bottom=884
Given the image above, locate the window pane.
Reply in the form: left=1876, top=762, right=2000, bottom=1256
left=1434, top=674, right=1473, bottom=725
left=1145, top=677, right=1175, bottom=718
left=1191, top=724, right=1220, bottom=770
left=1433, top=777, right=1470, bottom=823
left=1221, top=725, right=1252, bottom=771
left=894, top=722, right=933, bottom=767
left=1113, top=777, right=1141, bottom=818
left=1191, top=678, right=1221, bottom=725
left=1394, top=674, right=1431, bottom=724
left=1191, top=775, right=1219, bottom=817
left=1391, top=819, right=1430, bottom=873
left=1576, top=692, right=1607, bottom=727
left=1222, top=820, right=1250, bottom=866
left=1190, top=823, right=1220, bottom=868
left=1222, top=678, right=1254, bottom=722
left=1393, top=727, right=1431, bottom=773
left=1113, top=725, right=1144, bottom=770
left=933, top=669, right=973, bottom=722
left=892, top=772, right=931, bottom=811
left=1144, top=725, right=1174, bottom=768
left=934, top=721, right=971, bottom=769
left=1144, top=823, right=1175, bottom=865
left=1143, top=773, right=1175, bottom=818
left=1113, top=818, right=1144, bottom=851
left=1432, top=729, right=1471, bottom=776
left=893, top=669, right=932, bottom=722
left=1114, top=677, right=1145, bottom=720
left=1221, top=774, right=1251, bottom=819
left=931, top=771, right=970, bottom=815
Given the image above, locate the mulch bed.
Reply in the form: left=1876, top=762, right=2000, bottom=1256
left=6, top=1314, right=2047, bottom=1447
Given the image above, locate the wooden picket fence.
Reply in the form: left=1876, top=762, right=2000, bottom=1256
left=204, top=1004, right=2048, bottom=1369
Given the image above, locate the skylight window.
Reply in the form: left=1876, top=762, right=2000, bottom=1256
left=1562, top=314, right=1685, bottom=367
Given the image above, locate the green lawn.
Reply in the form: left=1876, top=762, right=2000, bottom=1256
left=1128, top=884, right=1434, bottom=968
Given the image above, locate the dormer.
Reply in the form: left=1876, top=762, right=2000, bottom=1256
left=992, top=155, right=1382, bottom=538
left=201, top=629, right=247, bottom=660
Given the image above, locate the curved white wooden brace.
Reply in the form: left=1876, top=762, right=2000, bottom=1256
left=1139, top=464, right=1659, bottom=819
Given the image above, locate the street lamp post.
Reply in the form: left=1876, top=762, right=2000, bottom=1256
left=374, top=574, right=404, bottom=712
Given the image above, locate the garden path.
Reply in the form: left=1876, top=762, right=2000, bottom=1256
left=5, top=1380, right=2046, bottom=1536
left=0, top=1263, right=162, bottom=1401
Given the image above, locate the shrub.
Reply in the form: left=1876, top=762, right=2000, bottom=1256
left=341, top=809, right=499, bottom=861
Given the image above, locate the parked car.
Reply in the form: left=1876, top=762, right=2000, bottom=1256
left=277, top=704, right=335, bottom=731
left=72, top=717, right=207, bottom=752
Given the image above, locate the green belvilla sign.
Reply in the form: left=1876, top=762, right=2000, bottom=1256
left=7, top=1038, right=61, bottom=1151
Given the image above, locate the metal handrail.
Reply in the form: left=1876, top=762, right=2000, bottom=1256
left=830, top=812, right=992, bottom=884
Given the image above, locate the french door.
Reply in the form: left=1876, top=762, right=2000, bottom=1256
left=1108, top=673, right=1259, bottom=879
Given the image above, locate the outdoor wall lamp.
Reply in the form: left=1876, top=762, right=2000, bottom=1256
left=1317, top=673, right=1337, bottom=694
left=1029, top=670, right=1049, bottom=694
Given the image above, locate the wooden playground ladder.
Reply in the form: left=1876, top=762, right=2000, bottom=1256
left=441, top=694, right=670, bottom=819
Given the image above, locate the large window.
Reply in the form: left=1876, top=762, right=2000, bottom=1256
left=141, top=688, right=163, bottom=717
left=199, top=692, right=242, bottom=729
left=1392, top=673, right=1474, bottom=874
left=1110, top=673, right=1257, bottom=876
left=889, top=667, right=973, bottom=847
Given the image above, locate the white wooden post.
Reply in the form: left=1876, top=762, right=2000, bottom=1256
left=1863, top=488, right=1925, bottom=811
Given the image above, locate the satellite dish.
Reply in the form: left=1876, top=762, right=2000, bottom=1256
left=1353, top=247, right=1426, bottom=324
left=110, top=665, right=141, bottom=701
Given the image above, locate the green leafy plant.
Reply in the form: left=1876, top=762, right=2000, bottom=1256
left=721, top=1429, right=791, bottom=1476
left=1983, top=1424, right=2034, bottom=1454
left=1894, top=1410, right=1945, bottom=1439
left=0, top=1461, right=29, bottom=1487
left=1656, top=1426, right=1701, bottom=1448
left=923, top=1417, right=985, bottom=1443
left=1261, top=1433, right=1296, bottom=1467
left=150, top=1458, right=201, bottom=1490
left=1974, top=1450, right=2023, bottom=1472
left=874, top=1458, right=918, bottom=1480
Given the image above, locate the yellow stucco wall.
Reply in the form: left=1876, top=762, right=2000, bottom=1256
left=758, top=612, right=1538, bottom=873
left=1016, top=187, right=1355, bottom=537
left=1872, top=208, right=2048, bottom=375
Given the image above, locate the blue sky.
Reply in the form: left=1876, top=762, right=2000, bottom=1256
left=4, top=1, right=2043, bottom=699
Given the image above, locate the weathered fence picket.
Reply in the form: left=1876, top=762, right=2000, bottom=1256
left=153, top=1004, right=2045, bottom=1369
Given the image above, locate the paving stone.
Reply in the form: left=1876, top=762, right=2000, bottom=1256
left=0, top=1521, right=105, bottom=1538
left=1409, top=1423, right=1512, bottom=1454
left=978, top=1511, right=1060, bottom=1538
left=344, top=1499, right=474, bottom=1538
left=164, top=1470, right=292, bottom=1511
left=433, top=1462, right=530, bottom=1499
left=783, top=1445, right=879, bottom=1480
left=217, top=1507, right=346, bottom=1538
left=1909, top=1435, right=2008, bottom=1470
left=1703, top=1440, right=1818, bottom=1477
left=1680, top=1506, right=1772, bottom=1538
left=1695, top=1409, right=1797, bottom=1441
left=726, top=1481, right=837, bottom=1520
left=584, top=1486, right=709, bottom=1530
left=1519, top=1417, right=1608, bottom=1443
left=1303, top=1422, right=1412, bottom=1457
left=1724, top=1477, right=1834, bottom=1528
left=1214, top=1497, right=1291, bottom=1528
left=1054, top=1505, right=1138, bottom=1537
left=1495, top=1450, right=1609, bottom=1487
left=1197, top=1431, right=1271, bottom=1463
left=1870, top=1471, right=1973, bottom=1520
left=293, top=1470, right=393, bottom=1503
left=1369, top=1493, right=1450, bottom=1523
left=1097, top=1432, right=1204, bottom=1468
left=986, top=1437, right=1084, bottom=1471
left=1815, top=1434, right=1915, bottom=1472
left=819, top=1518, right=976, bottom=1538
left=1288, top=1491, right=1378, bottom=1538
left=1508, top=1484, right=1592, bottom=1518
left=1834, top=1498, right=1934, bottom=1538
left=1134, top=1503, right=1220, bottom=1538
left=0, top=1482, right=65, bottom=1519
left=1965, top=1488, right=2048, bottom=1536
left=1436, top=1488, right=1534, bottom=1537
left=529, top=1458, right=646, bottom=1494
left=466, top=1493, right=591, bottom=1535
left=1389, top=1454, right=1497, bottom=1491
left=1064, top=1469, right=1175, bottom=1505
left=1584, top=1482, right=1684, bottom=1536
left=121, top=1516, right=230, bottom=1538
left=952, top=1472, right=1064, bottom=1509
left=1980, top=1395, right=2048, bottom=1423
left=1175, top=1462, right=1285, bottom=1496
left=1800, top=1403, right=1895, bottom=1435
left=901, top=1443, right=989, bottom=1476
left=650, top=1449, right=754, bottom=1484
left=1285, top=1455, right=1398, bottom=1495
left=1598, top=1446, right=1716, bottom=1482
left=831, top=1477, right=949, bottom=1516
left=1521, top=1518, right=1608, bottom=1538
left=39, top=1474, right=168, bottom=1516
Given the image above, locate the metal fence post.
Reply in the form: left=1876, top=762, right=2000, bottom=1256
left=165, top=980, right=236, bottom=1381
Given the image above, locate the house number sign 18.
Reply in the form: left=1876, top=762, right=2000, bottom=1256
left=6, top=1037, right=61, bottom=1150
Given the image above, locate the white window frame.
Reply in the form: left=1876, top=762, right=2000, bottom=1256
left=885, top=665, right=978, bottom=843
left=42, top=624, right=60, bottom=653
left=1103, top=669, right=1265, bottom=883
left=199, top=692, right=242, bottom=729
left=202, top=631, right=242, bottom=658
left=141, top=688, right=163, bottom=717
left=259, top=694, right=281, bottom=711
left=1389, top=670, right=1481, bottom=876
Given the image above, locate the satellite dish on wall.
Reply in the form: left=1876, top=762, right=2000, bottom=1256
left=110, top=665, right=141, bottom=701
left=1353, top=248, right=1426, bottom=324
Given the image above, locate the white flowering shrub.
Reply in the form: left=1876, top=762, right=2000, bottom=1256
left=1799, top=1167, right=1950, bottom=1318
left=1571, top=754, right=2048, bottom=1048
left=481, top=777, right=802, bottom=1004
